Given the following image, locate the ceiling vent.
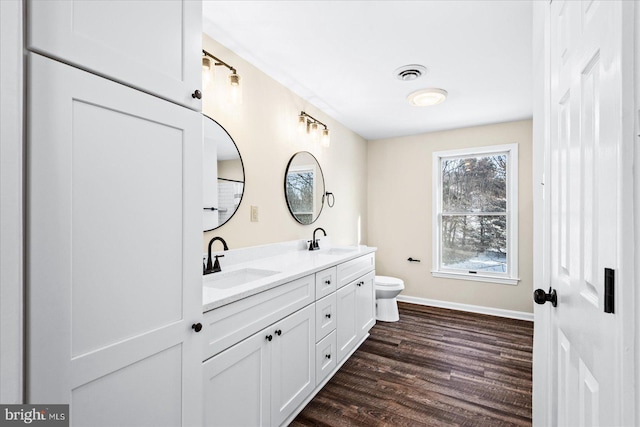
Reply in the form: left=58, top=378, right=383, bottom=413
left=394, top=64, right=427, bottom=81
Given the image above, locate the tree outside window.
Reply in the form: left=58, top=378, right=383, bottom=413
left=433, top=144, right=519, bottom=285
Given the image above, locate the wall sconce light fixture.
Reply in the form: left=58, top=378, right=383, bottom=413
left=297, top=111, right=330, bottom=147
left=202, top=49, right=242, bottom=104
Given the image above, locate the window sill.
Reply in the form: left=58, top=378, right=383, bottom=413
left=431, top=271, right=520, bottom=286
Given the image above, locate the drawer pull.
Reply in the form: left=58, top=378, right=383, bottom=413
left=325, top=313, right=332, bottom=319
left=275, top=329, right=282, bottom=336
left=192, top=89, right=202, bottom=99
left=325, top=280, right=331, bottom=285
left=192, top=323, right=203, bottom=333
left=265, top=334, right=273, bottom=342
left=325, top=354, right=331, bottom=360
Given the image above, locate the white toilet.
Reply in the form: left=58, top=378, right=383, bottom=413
left=375, top=275, right=405, bottom=322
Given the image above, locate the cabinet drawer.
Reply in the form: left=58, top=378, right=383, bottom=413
left=336, top=253, right=375, bottom=289
left=315, top=330, right=337, bottom=386
left=315, top=266, right=337, bottom=299
left=203, top=275, right=314, bottom=360
left=315, top=293, right=337, bottom=342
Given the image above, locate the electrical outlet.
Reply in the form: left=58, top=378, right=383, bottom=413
left=250, top=205, right=259, bottom=222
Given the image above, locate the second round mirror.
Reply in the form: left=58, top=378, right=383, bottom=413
left=284, top=151, right=325, bottom=225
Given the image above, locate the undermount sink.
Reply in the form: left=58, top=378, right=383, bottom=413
left=203, top=268, right=280, bottom=290
left=320, top=247, right=356, bottom=255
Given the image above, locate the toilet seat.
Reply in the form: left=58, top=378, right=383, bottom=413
left=375, top=275, right=404, bottom=288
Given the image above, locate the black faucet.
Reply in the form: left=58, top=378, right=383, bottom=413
left=205, top=236, right=229, bottom=274
left=309, top=227, right=326, bottom=251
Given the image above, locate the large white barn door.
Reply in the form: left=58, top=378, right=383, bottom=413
left=539, top=1, right=632, bottom=425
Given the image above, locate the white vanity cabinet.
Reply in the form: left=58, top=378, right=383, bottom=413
left=203, top=304, right=315, bottom=427
left=202, top=250, right=376, bottom=426
left=27, top=0, right=202, bottom=110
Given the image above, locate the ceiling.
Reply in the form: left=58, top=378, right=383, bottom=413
left=202, top=1, right=533, bottom=141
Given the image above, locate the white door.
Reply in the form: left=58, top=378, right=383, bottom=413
left=203, top=329, right=270, bottom=427
left=539, top=1, right=634, bottom=425
left=270, top=304, right=316, bottom=427
left=27, top=53, right=203, bottom=426
left=27, top=0, right=202, bottom=110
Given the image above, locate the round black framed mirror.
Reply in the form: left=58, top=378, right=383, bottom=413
left=284, top=151, right=326, bottom=225
left=203, top=115, right=245, bottom=232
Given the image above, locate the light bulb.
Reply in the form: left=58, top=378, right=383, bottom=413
left=297, top=115, right=307, bottom=134
left=310, top=122, right=319, bottom=142
left=228, top=73, right=242, bottom=105
left=321, top=128, right=330, bottom=147
left=202, top=57, right=213, bottom=90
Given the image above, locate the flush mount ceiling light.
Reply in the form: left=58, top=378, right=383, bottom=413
left=202, top=49, right=242, bottom=104
left=394, top=64, right=427, bottom=81
left=297, top=111, right=330, bottom=147
left=407, top=88, right=448, bottom=107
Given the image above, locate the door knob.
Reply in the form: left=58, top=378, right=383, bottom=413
left=274, top=329, right=282, bottom=336
left=265, top=335, right=273, bottom=342
left=533, top=287, right=557, bottom=307
left=192, top=90, right=202, bottom=99
left=192, top=323, right=203, bottom=332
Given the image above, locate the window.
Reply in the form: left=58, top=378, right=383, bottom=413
left=432, top=144, right=519, bottom=285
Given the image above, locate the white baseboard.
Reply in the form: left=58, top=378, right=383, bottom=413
left=396, top=295, right=534, bottom=322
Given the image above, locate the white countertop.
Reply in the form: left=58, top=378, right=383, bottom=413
left=202, top=242, right=376, bottom=312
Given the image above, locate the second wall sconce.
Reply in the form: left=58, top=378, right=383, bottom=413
left=297, top=111, right=330, bottom=147
left=202, top=49, right=242, bottom=104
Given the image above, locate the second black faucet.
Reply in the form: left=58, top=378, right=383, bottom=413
left=309, top=227, right=326, bottom=251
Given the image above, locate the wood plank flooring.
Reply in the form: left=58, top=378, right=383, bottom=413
left=291, top=302, right=533, bottom=427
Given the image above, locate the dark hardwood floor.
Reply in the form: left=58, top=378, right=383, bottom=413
left=291, top=302, right=533, bottom=427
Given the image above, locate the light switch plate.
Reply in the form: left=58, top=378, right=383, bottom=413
left=250, top=205, right=259, bottom=222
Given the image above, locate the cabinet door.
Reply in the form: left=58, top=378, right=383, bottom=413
left=203, top=331, right=270, bottom=427
left=336, top=282, right=358, bottom=361
left=270, top=304, right=316, bottom=427
left=27, top=0, right=202, bottom=110
left=27, top=53, right=203, bottom=426
left=356, top=271, right=376, bottom=339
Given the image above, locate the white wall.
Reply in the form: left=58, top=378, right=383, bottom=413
left=202, top=35, right=369, bottom=252
left=368, top=120, right=534, bottom=314
left=0, top=0, right=24, bottom=404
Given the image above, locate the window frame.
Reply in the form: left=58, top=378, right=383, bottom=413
left=432, top=143, right=519, bottom=285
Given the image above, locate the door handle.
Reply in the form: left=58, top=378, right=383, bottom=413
left=533, top=287, right=557, bottom=307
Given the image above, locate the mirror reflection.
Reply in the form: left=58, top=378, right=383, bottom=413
left=284, top=151, right=325, bottom=225
left=203, top=115, right=244, bottom=231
